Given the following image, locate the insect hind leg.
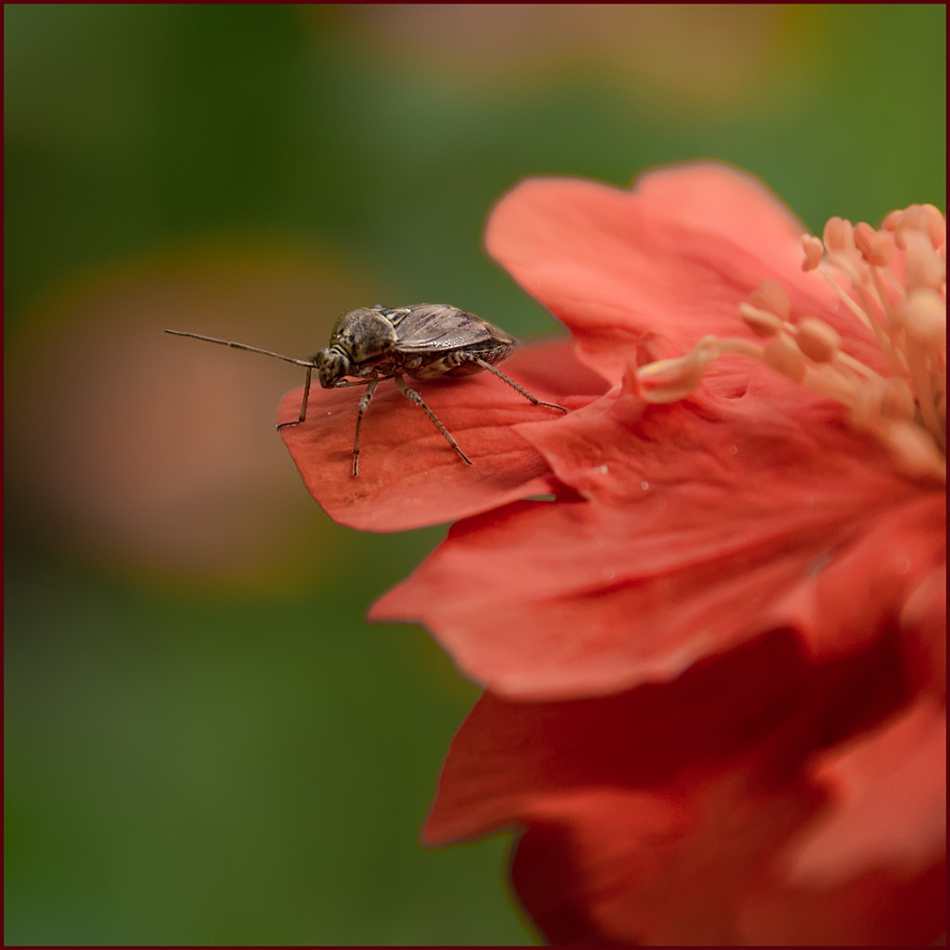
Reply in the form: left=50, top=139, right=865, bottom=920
left=393, top=375, right=472, bottom=466
left=473, top=358, right=568, bottom=412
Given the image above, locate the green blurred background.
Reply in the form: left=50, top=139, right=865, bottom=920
left=4, top=5, right=945, bottom=945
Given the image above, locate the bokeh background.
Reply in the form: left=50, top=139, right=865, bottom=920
left=4, top=4, right=945, bottom=945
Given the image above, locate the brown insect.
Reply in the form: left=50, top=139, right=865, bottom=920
left=166, top=303, right=566, bottom=476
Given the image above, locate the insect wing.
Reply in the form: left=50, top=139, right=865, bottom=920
left=388, top=304, right=507, bottom=354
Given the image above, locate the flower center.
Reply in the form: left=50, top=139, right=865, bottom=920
left=637, top=204, right=947, bottom=483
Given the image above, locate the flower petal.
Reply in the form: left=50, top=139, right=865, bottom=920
left=516, top=356, right=918, bottom=509
left=510, top=785, right=945, bottom=946
left=900, top=565, right=947, bottom=698
left=785, top=696, right=947, bottom=883
left=774, top=496, right=947, bottom=661
left=423, top=632, right=821, bottom=846
left=737, top=859, right=946, bottom=947
left=371, top=377, right=937, bottom=697
left=423, top=633, right=938, bottom=945
left=278, top=339, right=607, bottom=532
left=485, top=162, right=842, bottom=381
left=370, top=497, right=818, bottom=696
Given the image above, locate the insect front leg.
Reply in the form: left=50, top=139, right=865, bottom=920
left=473, top=358, right=568, bottom=413
left=277, top=365, right=314, bottom=429
left=277, top=373, right=373, bottom=433
left=393, top=375, right=472, bottom=467
left=352, top=372, right=381, bottom=477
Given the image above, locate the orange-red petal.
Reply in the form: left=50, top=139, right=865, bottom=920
left=785, top=696, right=946, bottom=883
left=422, top=633, right=941, bottom=945
left=484, top=163, right=879, bottom=382
left=372, top=371, right=939, bottom=697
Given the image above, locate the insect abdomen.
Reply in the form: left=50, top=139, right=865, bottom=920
left=407, top=340, right=514, bottom=379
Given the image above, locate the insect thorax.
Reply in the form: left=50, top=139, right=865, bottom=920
left=332, top=308, right=399, bottom=363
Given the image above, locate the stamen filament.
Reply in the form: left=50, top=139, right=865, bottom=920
left=905, top=340, right=945, bottom=452
left=869, top=265, right=899, bottom=328
left=829, top=348, right=887, bottom=383
left=850, top=279, right=906, bottom=381
left=713, top=337, right=766, bottom=361
left=881, top=265, right=909, bottom=304
left=817, top=266, right=874, bottom=329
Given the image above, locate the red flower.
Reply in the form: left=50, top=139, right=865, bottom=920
left=281, top=163, right=946, bottom=945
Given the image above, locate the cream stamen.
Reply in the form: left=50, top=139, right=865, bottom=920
left=738, top=303, right=784, bottom=338
left=796, top=318, right=840, bottom=364
left=636, top=203, right=947, bottom=482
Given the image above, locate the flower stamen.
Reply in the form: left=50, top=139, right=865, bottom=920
left=637, top=204, right=947, bottom=482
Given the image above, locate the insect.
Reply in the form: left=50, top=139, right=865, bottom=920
left=166, top=303, right=567, bottom=476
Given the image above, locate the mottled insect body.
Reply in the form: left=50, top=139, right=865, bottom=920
left=315, top=304, right=516, bottom=384
left=166, top=303, right=565, bottom=476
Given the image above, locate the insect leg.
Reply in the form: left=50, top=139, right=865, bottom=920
left=352, top=372, right=381, bottom=477
left=277, top=374, right=378, bottom=433
left=393, top=375, right=472, bottom=466
left=473, top=358, right=568, bottom=412
left=277, top=365, right=314, bottom=430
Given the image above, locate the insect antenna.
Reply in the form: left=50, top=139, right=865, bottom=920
left=164, top=329, right=315, bottom=368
